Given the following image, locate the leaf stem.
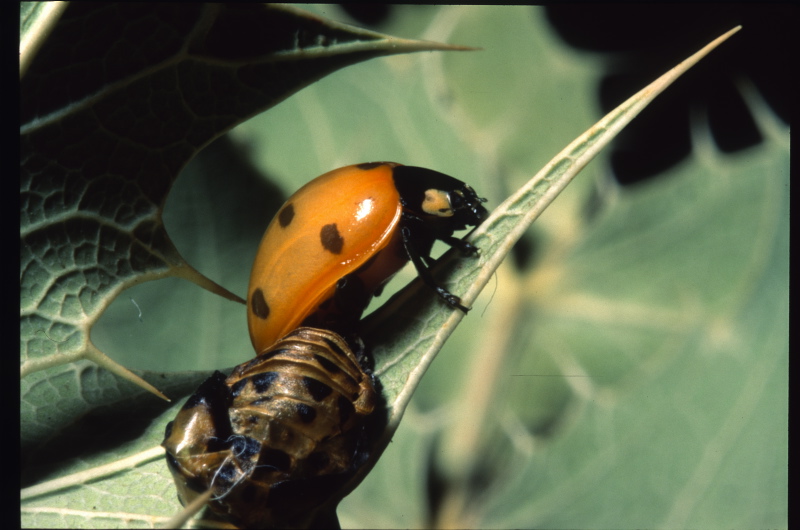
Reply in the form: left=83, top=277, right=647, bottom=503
left=20, top=446, right=165, bottom=501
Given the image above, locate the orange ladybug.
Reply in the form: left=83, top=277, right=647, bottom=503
left=247, top=162, right=487, bottom=354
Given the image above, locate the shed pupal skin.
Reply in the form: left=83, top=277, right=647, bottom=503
left=162, top=327, right=377, bottom=528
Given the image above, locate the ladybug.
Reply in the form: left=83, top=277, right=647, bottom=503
left=162, top=327, right=377, bottom=529
left=247, top=162, right=488, bottom=354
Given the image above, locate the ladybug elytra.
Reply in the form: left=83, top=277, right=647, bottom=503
left=247, top=162, right=488, bottom=354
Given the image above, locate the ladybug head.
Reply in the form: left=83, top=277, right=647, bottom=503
left=392, top=166, right=488, bottom=229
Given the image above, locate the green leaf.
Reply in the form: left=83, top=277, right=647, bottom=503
left=20, top=2, right=466, bottom=405
left=20, top=4, right=473, bottom=527
left=472, top=130, right=788, bottom=529
left=344, top=21, right=755, bottom=527
left=341, top=7, right=784, bottom=530
left=21, top=5, right=786, bottom=529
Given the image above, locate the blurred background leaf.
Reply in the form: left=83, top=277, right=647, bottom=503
left=22, top=5, right=788, bottom=529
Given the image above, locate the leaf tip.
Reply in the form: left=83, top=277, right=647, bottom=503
left=86, top=344, right=172, bottom=401
left=171, top=263, right=247, bottom=305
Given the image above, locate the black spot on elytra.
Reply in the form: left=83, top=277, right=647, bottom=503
left=302, top=376, right=333, bottom=402
left=314, top=354, right=341, bottom=375
left=259, top=448, right=292, bottom=471
left=250, top=288, right=270, bottom=320
left=252, top=371, right=280, bottom=394
left=296, top=403, right=317, bottom=423
left=278, top=203, right=295, bottom=227
left=320, top=223, right=344, bottom=254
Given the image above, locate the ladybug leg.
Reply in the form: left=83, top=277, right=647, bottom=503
left=400, top=226, right=471, bottom=313
left=439, top=235, right=480, bottom=256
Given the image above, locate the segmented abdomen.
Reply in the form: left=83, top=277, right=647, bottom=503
left=162, top=327, right=377, bottom=528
